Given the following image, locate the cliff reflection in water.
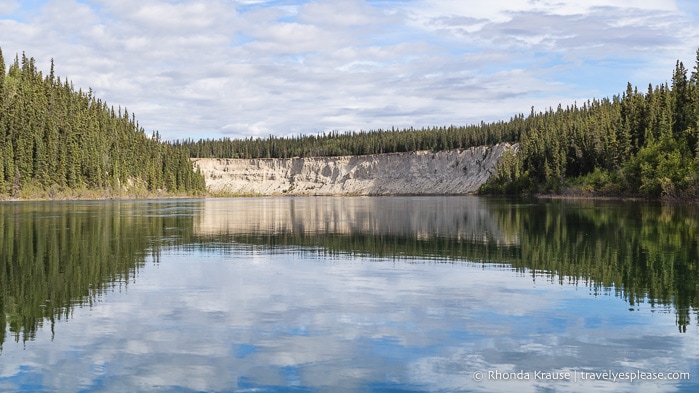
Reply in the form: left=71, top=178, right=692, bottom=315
left=0, top=201, right=199, bottom=352
left=195, top=196, right=520, bottom=258
left=196, top=197, right=699, bottom=331
left=2, top=196, right=698, bottom=354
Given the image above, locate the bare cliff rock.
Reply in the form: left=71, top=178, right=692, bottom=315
left=193, top=143, right=517, bottom=196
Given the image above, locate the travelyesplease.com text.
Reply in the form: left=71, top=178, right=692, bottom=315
left=472, top=369, right=690, bottom=383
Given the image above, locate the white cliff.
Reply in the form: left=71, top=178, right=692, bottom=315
left=193, top=143, right=517, bottom=196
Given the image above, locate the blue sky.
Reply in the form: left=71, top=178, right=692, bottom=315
left=1, top=0, right=698, bottom=140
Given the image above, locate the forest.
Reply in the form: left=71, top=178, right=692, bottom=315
left=182, top=49, right=699, bottom=199
left=483, top=50, right=699, bottom=199
left=0, top=48, right=205, bottom=199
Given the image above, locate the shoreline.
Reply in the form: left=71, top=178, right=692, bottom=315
left=0, top=192, right=205, bottom=203
left=529, top=191, right=698, bottom=204
left=3, top=192, right=694, bottom=205
left=530, top=193, right=652, bottom=203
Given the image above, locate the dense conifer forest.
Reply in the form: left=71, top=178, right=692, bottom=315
left=484, top=50, right=699, bottom=199
left=183, top=49, right=699, bottom=199
left=0, top=49, right=205, bottom=199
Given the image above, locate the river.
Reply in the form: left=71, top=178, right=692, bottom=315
left=0, top=197, right=697, bottom=392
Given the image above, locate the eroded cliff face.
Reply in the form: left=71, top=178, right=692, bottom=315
left=193, top=143, right=517, bottom=196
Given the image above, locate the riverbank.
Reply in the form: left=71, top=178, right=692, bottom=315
left=0, top=183, right=204, bottom=202
left=528, top=186, right=698, bottom=203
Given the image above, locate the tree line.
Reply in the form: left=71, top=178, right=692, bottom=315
left=182, top=49, right=699, bottom=199
left=179, top=121, right=522, bottom=159
left=0, top=49, right=205, bottom=198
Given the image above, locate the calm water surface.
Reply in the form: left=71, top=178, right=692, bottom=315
left=0, top=197, right=698, bottom=392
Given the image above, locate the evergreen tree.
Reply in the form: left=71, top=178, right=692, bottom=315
left=0, top=48, right=205, bottom=198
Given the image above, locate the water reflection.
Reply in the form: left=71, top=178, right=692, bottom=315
left=1, top=197, right=698, bottom=392
left=195, top=197, right=699, bottom=332
left=2, top=196, right=699, bottom=354
left=4, top=248, right=694, bottom=392
left=0, top=200, right=200, bottom=350
left=195, top=196, right=519, bottom=245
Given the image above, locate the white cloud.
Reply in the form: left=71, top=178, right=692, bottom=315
left=0, top=0, right=17, bottom=15
left=0, top=0, right=697, bottom=139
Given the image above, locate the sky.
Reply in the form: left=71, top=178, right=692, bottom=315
left=0, top=0, right=698, bottom=141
